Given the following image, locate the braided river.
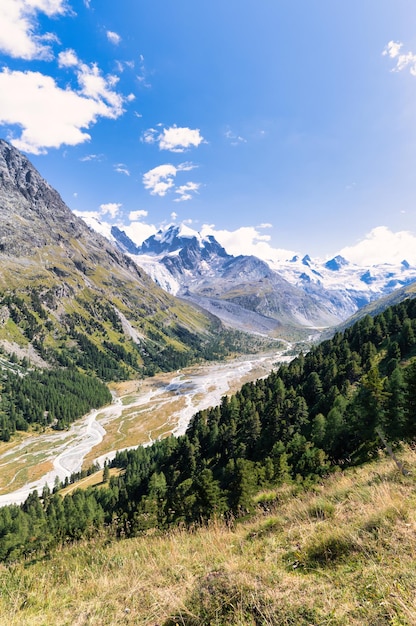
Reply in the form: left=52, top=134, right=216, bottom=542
left=0, top=350, right=292, bottom=506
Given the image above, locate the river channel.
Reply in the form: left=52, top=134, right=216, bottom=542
left=0, top=350, right=292, bottom=507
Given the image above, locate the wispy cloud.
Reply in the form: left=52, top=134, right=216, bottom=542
left=136, top=54, right=151, bottom=88
left=0, top=0, right=68, bottom=60
left=80, top=153, right=103, bottom=162
left=143, top=125, right=205, bottom=152
left=225, top=128, right=247, bottom=146
left=174, top=182, right=201, bottom=202
left=106, top=30, right=121, bottom=45
left=114, top=163, right=130, bottom=176
left=383, top=40, right=416, bottom=75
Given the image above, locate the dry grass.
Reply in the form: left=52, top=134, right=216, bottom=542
left=82, top=395, right=184, bottom=468
left=0, top=458, right=53, bottom=495
left=1, top=447, right=416, bottom=625
left=59, top=468, right=123, bottom=497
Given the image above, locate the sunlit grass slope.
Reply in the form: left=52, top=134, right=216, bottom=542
left=1, top=446, right=416, bottom=626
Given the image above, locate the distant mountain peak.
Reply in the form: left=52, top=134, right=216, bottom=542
left=324, top=255, right=349, bottom=272
left=136, top=223, right=230, bottom=260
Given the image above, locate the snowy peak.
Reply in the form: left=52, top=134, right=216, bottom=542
left=138, top=224, right=201, bottom=255
left=136, top=224, right=230, bottom=260
left=324, top=255, right=349, bottom=271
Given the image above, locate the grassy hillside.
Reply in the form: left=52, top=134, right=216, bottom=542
left=0, top=446, right=415, bottom=625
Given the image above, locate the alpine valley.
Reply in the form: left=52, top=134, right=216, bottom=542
left=3, top=139, right=416, bottom=625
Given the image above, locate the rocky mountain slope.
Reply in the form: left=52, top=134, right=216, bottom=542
left=0, top=140, right=233, bottom=376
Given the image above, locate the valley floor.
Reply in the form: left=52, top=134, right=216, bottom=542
left=0, top=351, right=287, bottom=506
left=1, top=447, right=416, bottom=625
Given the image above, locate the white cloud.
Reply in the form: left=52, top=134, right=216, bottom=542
left=73, top=209, right=101, bottom=220
left=176, top=161, right=197, bottom=172
left=133, top=54, right=151, bottom=88
left=0, top=0, right=67, bottom=60
left=114, top=163, right=130, bottom=176
left=143, top=164, right=178, bottom=196
left=174, top=182, right=201, bottom=202
left=200, top=224, right=296, bottom=262
left=142, top=125, right=204, bottom=152
left=0, top=64, right=126, bottom=153
left=99, top=202, right=122, bottom=218
left=383, top=40, right=416, bottom=76
left=58, top=48, right=78, bottom=67
left=77, top=64, right=123, bottom=114
left=123, top=221, right=157, bottom=245
left=142, top=162, right=199, bottom=198
left=106, top=30, right=121, bottom=45
left=171, top=212, right=178, bottom=220
left=129, top=210, right=148, bottom=220
left=58, top=50, right=125, bottom=113
left=339, top=226, right=416, bottom=265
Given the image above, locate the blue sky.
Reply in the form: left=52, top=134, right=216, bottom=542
left=1, top=1, right=416, bottom=265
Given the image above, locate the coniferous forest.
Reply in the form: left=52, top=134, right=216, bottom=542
left=0, top=367, right=112, bottom=440
left=0, top=298, right=416, bottom=561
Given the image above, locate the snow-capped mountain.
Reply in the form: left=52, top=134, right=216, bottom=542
left=82, top=220, right=416, bottom=336
left=108, top=224, right=359, bottom=333
left=271, top=253, right=416, bottom=311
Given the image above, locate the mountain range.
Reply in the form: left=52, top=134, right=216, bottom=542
left=1, top=134, right=416, bottom=370
left=83, top=217, right=416, bottom=337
